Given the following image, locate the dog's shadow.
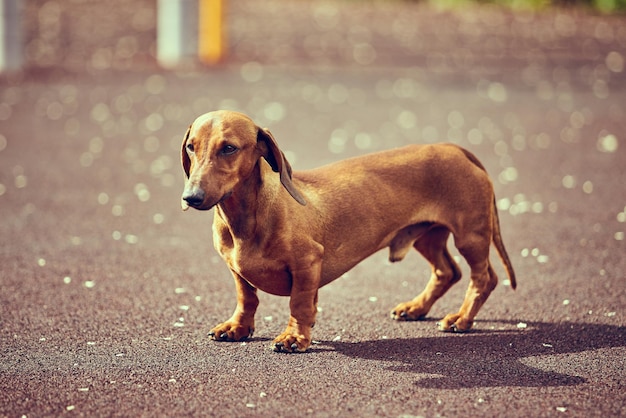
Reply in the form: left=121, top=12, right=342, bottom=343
left=325, top=320, right=626, bottom=389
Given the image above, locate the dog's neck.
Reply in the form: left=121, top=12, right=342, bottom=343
left=215, top=161, right=271, bottom=239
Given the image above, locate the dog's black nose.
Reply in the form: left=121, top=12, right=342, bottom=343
left=182, top=189, right=205, bottom=207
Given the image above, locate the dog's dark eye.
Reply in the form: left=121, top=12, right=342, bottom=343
left=186, top=143, right=195, bottom=153
left=221, top=145, right=238, bottom=156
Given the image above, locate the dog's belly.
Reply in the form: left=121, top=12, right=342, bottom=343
left=318, top=242, right=388, bottom=287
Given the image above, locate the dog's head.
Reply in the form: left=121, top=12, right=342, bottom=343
left=181, top=110, right=306, bottom=211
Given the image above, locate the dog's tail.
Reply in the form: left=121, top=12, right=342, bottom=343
left=491, top=196, right=517, bottom=289
left=458, top=145, right=517, bottom=290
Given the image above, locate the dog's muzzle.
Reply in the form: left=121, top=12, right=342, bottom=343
left=181, top=187, right=205, bottom=211
left=181, top=188, right=232, bottom=211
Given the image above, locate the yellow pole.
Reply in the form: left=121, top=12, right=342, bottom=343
left=198, top=0, right=226, bottom=64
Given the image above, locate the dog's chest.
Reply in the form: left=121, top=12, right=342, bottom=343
left=234, top=249, right=292, bottom=296
left=214, top=228, right=292, bottom=296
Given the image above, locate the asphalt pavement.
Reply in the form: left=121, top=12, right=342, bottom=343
left=1, top=1, right=625, bottom=417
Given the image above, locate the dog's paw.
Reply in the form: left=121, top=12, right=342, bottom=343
left=272, top=332, right=310, bottom=353
left=437, top=313, right=473, bottom=333
left=208, top=321, right=254, bottom=342
left=390, top=302, right=428, bottom=321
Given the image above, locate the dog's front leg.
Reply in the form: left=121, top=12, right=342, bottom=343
left=209, top=272, right=258, bottom=341
left=273, top=262, right=321, bottom=353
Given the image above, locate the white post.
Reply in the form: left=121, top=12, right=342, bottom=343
left=157, top=0, right=198, bottom=68
left=0, top=0, right=22, bottom=72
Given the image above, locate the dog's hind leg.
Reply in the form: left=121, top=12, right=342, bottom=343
left=391, top=226, right=462, bottom=321
left=438, top=230, right=497, bottom=332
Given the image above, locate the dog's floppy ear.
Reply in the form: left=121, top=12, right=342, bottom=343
left=181, top=125, right=192, bottom=179
left=257, top=127, right=306, bottom=206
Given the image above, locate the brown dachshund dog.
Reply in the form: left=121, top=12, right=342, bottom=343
left=181, top=110, right=516, bottom=353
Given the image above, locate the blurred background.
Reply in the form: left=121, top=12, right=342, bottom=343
left=4, top=0, right=624, bottom=166
left=12, top=0, right=626, bottom=73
